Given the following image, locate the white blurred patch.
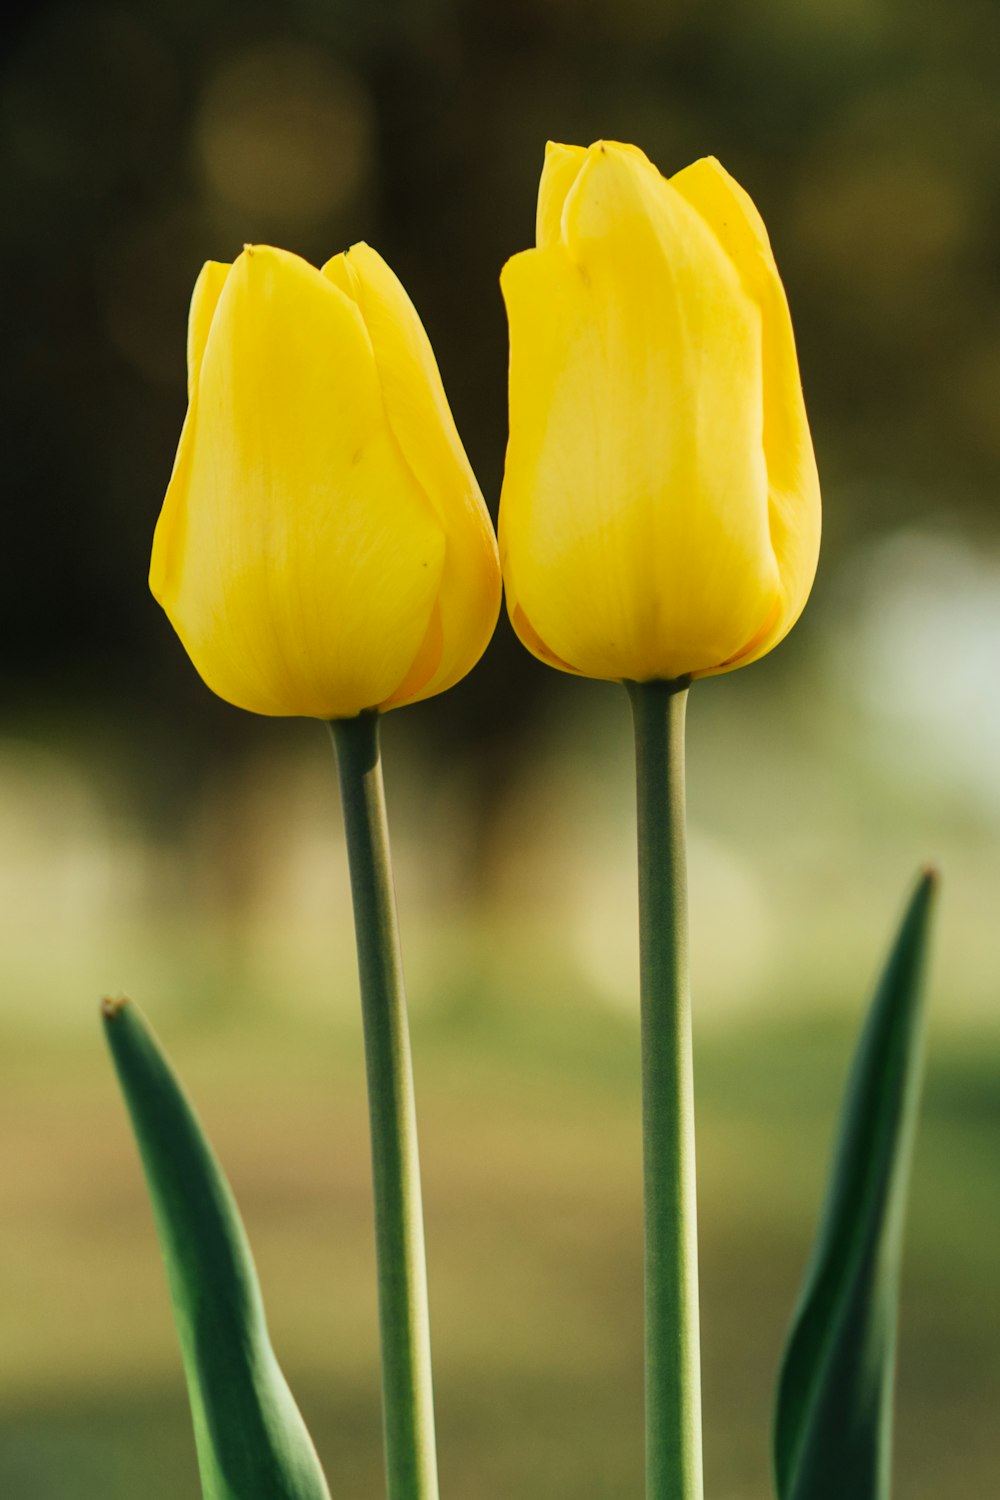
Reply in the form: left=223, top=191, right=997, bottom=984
left=832, top=530, right=1000, bottom=818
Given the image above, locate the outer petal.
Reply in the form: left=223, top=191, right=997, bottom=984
left=151, top=246, right=445, bottom=718
left=535, top=141, right=586, bottom=248
left=671, top=157, right=821, bottom=673
left=500, top=143, right=780, bottom=682
left=322, top=243, right=500, bottom=706
left=186, top=261, right=231, bottom=399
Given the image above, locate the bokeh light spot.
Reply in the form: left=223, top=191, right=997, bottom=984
left=196, top=43, right=373, bottom=227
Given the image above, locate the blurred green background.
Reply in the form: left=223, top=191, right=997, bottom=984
left=1, top=0, right=999, bottom=1496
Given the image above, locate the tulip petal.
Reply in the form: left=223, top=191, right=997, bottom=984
left=501, top=143, right=780, bottom=682
left=671, top=158, right=821, bottom=671
left=322, top=243, right=501, bottom=705
left=535, top=141, right=586, bottom=248
left=381, top=600, right=444, bottom=706
left=152, top=245, right=446, bottom=719
left=186, top=260, right=231, bottom=400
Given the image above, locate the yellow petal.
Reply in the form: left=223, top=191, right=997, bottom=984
left=500, top=143, right=780, bottom=682
left=319, top=248, right=360, bottom=302
left=535, top=141, right=586, bottom=248
left=151, top=245, right=446, bottom=718
left=322, top=242, right=501, bottom=705
left=186, top=260, right=231, bottom=400
left=671, top=157, right=821, bottom=672
left=671, top=157, right=774, bottom=269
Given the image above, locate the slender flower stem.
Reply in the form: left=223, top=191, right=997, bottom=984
left=626, top=679, right=703, bottom=1500
left=329, top=711, right=439, bottom=1500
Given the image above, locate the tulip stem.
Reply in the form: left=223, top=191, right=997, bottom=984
left=627, top=679, right=703, bottom=1500
left=329, top=711, right=439, bottom=1500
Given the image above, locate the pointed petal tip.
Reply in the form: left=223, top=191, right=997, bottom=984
left=675, top=155, right=735, bottom=195
left=235, top=243, right=310, bottom=276
left=684, top=153, right=725, bottom=176
left=197, top=257, right=232, bottom=279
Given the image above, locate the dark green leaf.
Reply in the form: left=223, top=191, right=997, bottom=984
left=102, top=997, right=332, bottom=1500
left=773, top=868, right=938, bottom=1500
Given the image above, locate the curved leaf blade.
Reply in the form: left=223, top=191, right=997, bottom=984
left=773, top=869, right=938, bottom=1500
left=102, top=997, right=332, bottom=1500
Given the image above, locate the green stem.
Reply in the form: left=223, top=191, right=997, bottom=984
left=626, top=679, right=703, bottom=1500
left=329, top=711, right=439, bottom=1500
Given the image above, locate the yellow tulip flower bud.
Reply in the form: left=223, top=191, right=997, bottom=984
left=499, top=141, right=821, bottom=683
left=151, top=243, right=501, bottom=718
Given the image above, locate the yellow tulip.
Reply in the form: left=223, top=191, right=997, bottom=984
left=499, top=140, right=821, bottom=682
left=151, top=243, right=501, bottom=718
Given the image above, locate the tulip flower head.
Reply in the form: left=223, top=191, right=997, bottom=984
left=499, top=141, right=821, bottom=683
left=151, top=244, right=501, bottom=718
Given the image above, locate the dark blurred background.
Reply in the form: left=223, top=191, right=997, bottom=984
left=1, top=2, right=998, bottom=1497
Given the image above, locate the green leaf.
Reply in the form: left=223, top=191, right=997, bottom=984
left=773, top=868, right=938, bottom=1500
left=102, top=997, right=332, bottom=1500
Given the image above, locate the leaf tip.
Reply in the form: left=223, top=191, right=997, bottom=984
left=100, top=993, right=131, bottom=1022
left=912, top=863, right=941, bottom=918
